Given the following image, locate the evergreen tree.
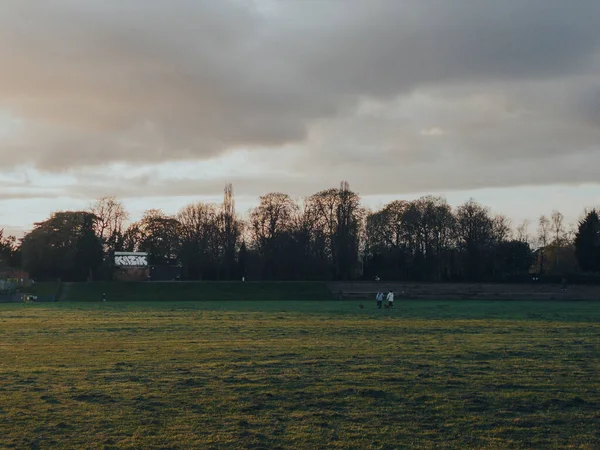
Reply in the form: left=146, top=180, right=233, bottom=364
left=574, top=210, right=600, bottom=272
left=75, top=214, right=104, bottom=281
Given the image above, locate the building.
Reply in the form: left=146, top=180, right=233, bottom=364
left=113, top=252, right=150, bottom=281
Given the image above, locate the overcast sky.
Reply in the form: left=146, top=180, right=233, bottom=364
left=1, top=0, right=599, bottom=236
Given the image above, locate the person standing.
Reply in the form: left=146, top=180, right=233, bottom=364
left=386, top=290, right=394, bottom=308
left=376, top=291, right=384, bottom=309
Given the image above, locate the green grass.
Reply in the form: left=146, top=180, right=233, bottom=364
left=1, top=300, right=599, bottom=449
left=62, top=281, right=333, bottom=302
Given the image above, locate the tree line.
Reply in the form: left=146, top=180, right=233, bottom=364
left=2, top=182, right=600, bottom=283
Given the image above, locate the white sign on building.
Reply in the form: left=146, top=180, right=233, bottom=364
left=114, top=252, right=148, bottom=267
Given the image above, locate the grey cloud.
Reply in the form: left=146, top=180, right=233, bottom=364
left=1, top=2, right=600, bottom=164
left=279, top=1, right=600, bottom=97
left=0, top=0, right=599, bottom=198
left=63, top=173, right=319, bottom=201
left=22, top=146, right=600, bottom=203
left=0, top=188, right=62, bottom=200
left=576, top=87, right=600, bottom=126
left=327, top=151, right=600, bottom=197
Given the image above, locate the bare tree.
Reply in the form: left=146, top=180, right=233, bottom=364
left=178, top=203, right=218, bottom=240
left=136, top=209, right=182, bottom=264
left=549, top=210, right=571, bottom=274
left=249, top=193, right=299, bottom=278
left=120, top=222, right=142, bottom=252
left=290, top=197, right=322, bottom=262
left=366, top=200, right=410, bottom=251
left=308, top=182, right=362, bottom=279
left=177, top=202, right=219, bottom=279
left=537, top=215, right=551, bottom=274
left=455, top=199, right=494, bottom=280
left=335, top=181, right=365, bottom=279
left=565, top=222, right=577, bottom=245
left=218, top=184, right=241, bottom=279
left=250, top=193, right=298, bottom=250
left=492, top=215, right=512, bottom=243
left=91, top=196, right=129, bottom=249
left=537, top=215, right=551, bottom=248
left=550, top=210, right=566, bottom=246
left=401, top=196, right=456, bottom=280
left=516, top=220, right=530, bottom=244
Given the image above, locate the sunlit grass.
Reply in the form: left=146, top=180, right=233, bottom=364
left=1, top=301, right=599, bottom=448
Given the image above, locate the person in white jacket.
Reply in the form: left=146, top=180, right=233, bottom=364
left=386, top=290, right=394, bottom=308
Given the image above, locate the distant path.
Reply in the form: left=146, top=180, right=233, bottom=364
left=329, top=281, right=600, bottom=301
left=47, top=280, right=600, bottom=302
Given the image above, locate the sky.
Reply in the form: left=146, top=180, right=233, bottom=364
left=1, top=0, right=599, bottom=237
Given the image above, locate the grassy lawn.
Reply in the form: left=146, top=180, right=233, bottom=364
left=60, top=281, right=333, bottom=302
left=1, top=300, right=599, bottom=449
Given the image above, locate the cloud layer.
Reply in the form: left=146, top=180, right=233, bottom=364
left=0, top=0, right=599, bottom=197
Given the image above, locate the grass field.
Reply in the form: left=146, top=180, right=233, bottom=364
left=57, top=281, right=333, bottom=302
left=1, top=300, right=599, bottom=449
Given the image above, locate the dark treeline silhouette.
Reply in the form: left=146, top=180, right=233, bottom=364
left=2, top=182, right=599, bottom=283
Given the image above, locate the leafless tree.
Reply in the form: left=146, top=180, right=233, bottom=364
left=91, top=196, right=129, bottom=249
left=136, top=209, right=182, bottom=264
left=250, top=193, right=298, bottom=251
left=177, top=202, right=220, bottom=279
left=248, top=193, right=299, bottom=278
left=492, top=215, right=512, bottom=243
left=538, top=215, right=551, bottom=248
left=178, top=203, right=218, bottom=241
left=550, top=210, right=567, bottom=246
left=516, top=220, right=530, bottom=244
left=308, top=182, right=362, bottom=279
left=218, top=184, right=242, bottom=279
left=366, top=200, right=410, bottom=254
left=455, top=199, right=494, bottom=280
left=537, top=215, right=551, bottom=274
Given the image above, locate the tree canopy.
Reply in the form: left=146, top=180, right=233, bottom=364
left=20, top=211, right=103, bottom=281
left=4, top=182, right=596, bottom=282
